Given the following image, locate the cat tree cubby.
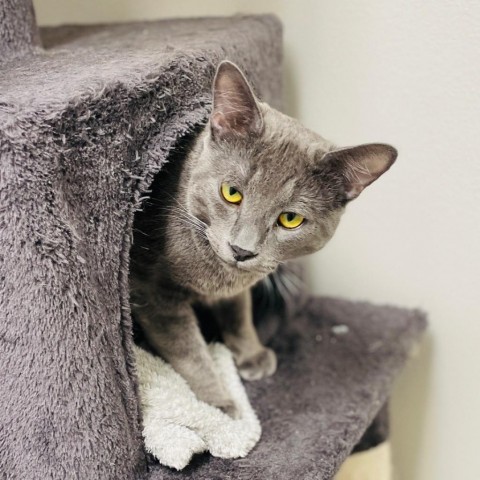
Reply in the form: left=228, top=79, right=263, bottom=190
left=0, top=2, right=426, bottom=479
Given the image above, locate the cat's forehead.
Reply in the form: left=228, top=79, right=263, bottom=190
left=205, top=102, right=336, bottom=199
left=259, top=104, right=334, bottom=161
left=243, top=113, right=329, bottom=181
left=240, top=146, right=323, bottom=209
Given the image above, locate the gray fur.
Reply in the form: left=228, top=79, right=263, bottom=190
left=1, top=8, right=423, bottom=479
left=130, top=61, right=397, bottom=414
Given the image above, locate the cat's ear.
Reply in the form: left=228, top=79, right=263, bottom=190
left=210, top=61, right=263, bottom=139
left=321, top=143, right=397, bottom=201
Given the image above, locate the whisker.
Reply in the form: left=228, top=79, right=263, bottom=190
left=280, top=271, right=302, bottom=295
left=155, top=208, right=208, bottom=232
left=262, top=275, right=275, bottom=310
left=154, top=212, right=208, bottom=241
left=272, top=270, right=292, bottom=303
left=157, top=205, right=208, bottom=231
left=160, top=191, right=208, bottom=227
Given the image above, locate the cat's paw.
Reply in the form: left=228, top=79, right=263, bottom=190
left=195, top=380, right=240, bottom=418
left=217, top=400, right=241, bottom=419
left=237, top=347, right=277, bottom=381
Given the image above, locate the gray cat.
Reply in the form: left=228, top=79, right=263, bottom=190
left=130, top=61, right=396, bottom=416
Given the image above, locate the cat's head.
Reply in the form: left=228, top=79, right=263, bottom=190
left=186, top=61, right=397, bottom=275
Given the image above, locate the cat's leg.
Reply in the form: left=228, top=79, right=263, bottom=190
left=211, top=289, right=277, bottom=381
left=135, top=299, right=238, bottom=417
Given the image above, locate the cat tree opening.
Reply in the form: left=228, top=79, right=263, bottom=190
left=0, top=4, right=426, bottom=478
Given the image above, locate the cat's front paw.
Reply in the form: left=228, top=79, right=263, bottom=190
left=199, top=391, right=240, bottom=419
left=217, top=399, right=241, bottom=419
left=237, top=347, right=277, bottom=381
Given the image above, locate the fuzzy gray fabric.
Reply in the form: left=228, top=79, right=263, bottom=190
left=0, top=0, right=40, bottom=60
left=0, top=10, right=281, bottom=480
left=0, top=5, right=426, bottom=479
left=155, top=297, right=426, bottom=480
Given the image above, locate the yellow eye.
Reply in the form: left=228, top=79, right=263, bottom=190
left=221, top=183, right=243, bottom=204
left=278, top=212, right=305, bottom=229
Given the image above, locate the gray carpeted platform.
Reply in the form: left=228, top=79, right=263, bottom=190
left=153, top=297, right=426, bottom=480
left=0, top=3, right=426, bottom=479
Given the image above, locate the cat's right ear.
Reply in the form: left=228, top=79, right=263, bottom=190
left=320, top=143, right=397, bottom=201
left=210, top=61, right=263, bottom=140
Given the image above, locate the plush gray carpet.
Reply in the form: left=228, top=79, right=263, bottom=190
left=0, top=8, right=282, bottom=479
left=153, top=297, right=426, bottom=480
left=0, top=4, right=426, bottom=479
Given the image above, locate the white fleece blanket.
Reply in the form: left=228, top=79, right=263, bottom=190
left=134, top=343, right=262, bottom=470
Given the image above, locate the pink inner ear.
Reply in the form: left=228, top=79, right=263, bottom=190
left=344, top=159, right=385, bottom=199
left=211, top=111, right=228, bottom=133
left=211, top=61, right=262, bottom=138
left=345, top=182, right=365, bottom=200
left=364, top=155, right=391, bottom=176
left=341, top=145, right=396, bottom=200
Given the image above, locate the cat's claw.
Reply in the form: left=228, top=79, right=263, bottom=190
left=237, top=347, right=277, bottom=381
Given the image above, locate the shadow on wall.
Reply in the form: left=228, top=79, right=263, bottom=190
left=282, top=44, right=300, bottom=118
left=391, top=333, right=433, bottom=480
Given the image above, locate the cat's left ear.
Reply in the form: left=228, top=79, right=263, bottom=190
left=210, top=61, right=263, bottom=139
left=321, top=143, right=397, bottom=201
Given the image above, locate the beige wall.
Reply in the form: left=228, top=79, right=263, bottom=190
left=35, top=1, right=480, bottom=479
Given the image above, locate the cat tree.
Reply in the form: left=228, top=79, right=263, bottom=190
left=0, top=2, right=426, bottom=479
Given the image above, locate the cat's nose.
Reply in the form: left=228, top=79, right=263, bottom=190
left=229, top=244, right=257, bottom=262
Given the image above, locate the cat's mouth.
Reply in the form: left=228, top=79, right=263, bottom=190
left=214, top=248, right=268, bottom=275
left=204, top=231, right=259, bottom=272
